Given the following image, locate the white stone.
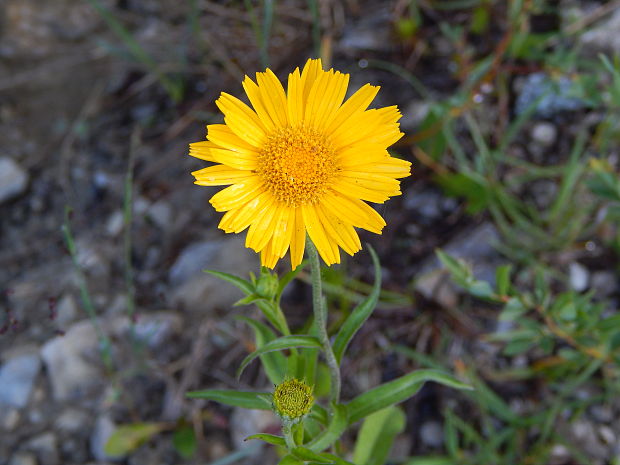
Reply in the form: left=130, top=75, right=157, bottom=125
left=420, top=421, right=443, bottom=448
left=569, top=262, right=589, bottom=292
left=90, top=414, right=122, bottom=462
left=105, top=210, right=124, bottom=237
left=531, top=122, right=557, bottom=147
left=147, top=200, right=172, bottom=229
left=40, top=320, right=102, bottom=401
left=0, top=351, right=41, bottom=408
left=0, top=157, right=28, bottom=204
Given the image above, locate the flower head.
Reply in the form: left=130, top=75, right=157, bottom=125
left=190, top=58, right=411, bottom=269
left=272, top=378, right=314, bottom=422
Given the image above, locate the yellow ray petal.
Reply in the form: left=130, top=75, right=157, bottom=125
left=216, top=93, right=266, bottom=147
left=305, top=70, right=349, bottom=130
left=210, top=178, right=265, bottom=211
left=246, top=199, right=280, bottom=253
left=218, top=191, right=271, bottom=232
left=332, top=178, right=394, bottom=203
left=192, top=165, right=253, bottom=186
left=207, top=124, right=258, bottom=153
left=339, top=171, right=402, bottom=191
left=208, top=147, right=258, bottom=171
left=326, top=83, right=379, bottom=135
left=290, top=207, right=306, bottom=270
left=189, top=141, right=220, bottom=161
left=242, top=75, right=276, bottom=132
left=261, top=239, right=280, bottom=268
left=287, top=67, right=304, bottom=126
left=316, top=202, right=360, bottom=256
left=271, top=206, right=294, bottom=259
left=302, top=204, right=339, bottom=265
left=343, top=158, right=412, bottom=178
left=256, top=69, right=288, bottom=127
left=300, top=58, right=324, bottom=106
left=322, top=191, right=386, bottom=233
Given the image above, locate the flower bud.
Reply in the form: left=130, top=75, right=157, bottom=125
left=272, top=378, right=314, bottom=423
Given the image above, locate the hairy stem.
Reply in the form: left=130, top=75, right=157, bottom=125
left=307, top=239, right=341, bottom=408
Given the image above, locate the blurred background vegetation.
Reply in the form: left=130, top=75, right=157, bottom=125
left=1, top=0, right=620, bottom=464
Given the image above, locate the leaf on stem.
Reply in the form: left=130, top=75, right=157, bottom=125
left=346, top=369, right=473, bottom=424
left=305, top=403, right=348, bottom=452
left=333, top=246, right=382, bottom=364
left=237, top=316, right=287, bottom=384
left=237, top=335, right=322, bottom=379
left=185, top=389, right=272, bottom=410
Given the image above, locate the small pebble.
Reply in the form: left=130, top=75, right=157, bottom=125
left=531, top=122, right=557, bottom=147
left=0, top=157, right=28, bottom=204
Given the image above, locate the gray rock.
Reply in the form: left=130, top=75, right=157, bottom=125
left=0, top=408, right=20, bottom=431
left=419, top=421, right=443, bottom=448
left=9, top=452, right=37, bottom=465
left=56, top=294, right=78, bottom=326
left=590, top=271, right=616, bottom=297
left=579, top=9, right=620, bottom=54
left=569, top=262, right=589, bottom=292
left=590, top=404, right=614, bottom=423
left=340, top=9, right=393, bottom=53
left=134, top=312, right=182, bottom=348
left=40, top=320, right=103, bottom=401
left=230, top=408, right=278, bottom=450
left=400, top=100, right=431, bottom=131
left=515, top=72, right=587, bottom=117
left=24, top=432, right=58, bottom=465
left=146, top=200, right=172, bottom=229
left=170, top=236, right=256, bottom=313
left=105, top=210, right=124, bottom=237
left=530, top=122, right=557, bottom=147
left=0, top=351, right=41, bottom=408
left=54, top=408, right=90, bottom=433
left=0, top=157, right=28, bottom=204
left=90, top=414, right=122, bottom=462
left=415, top=223, right=502, bottom=306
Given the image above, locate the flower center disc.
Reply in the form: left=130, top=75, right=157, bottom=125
left=258, top=125, right=336, bottom=206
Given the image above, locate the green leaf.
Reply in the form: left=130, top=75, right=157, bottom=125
left=186, top=389, right=272, bottom=410
left=172, top=425, right=196, bottom=459
left=434, top=172, right=489, bottom=214
left=237, top=316, right=287, bottom=384
left=292, top=447, right=354, bottom=465
left=347, top=369, right=472, bottom=425
left=306, top=403, right=348, bottom=452
left=104, top=422, right=166, bottom=457
left=333, top=246, right=382, bottom=364
left=309, top=404, right=329, bottom=425
left=245, top=433, right=286, bottom=447
left=404, top=457, right=456, bottom=465
left=495, top=265, right=512, bottom=296
left=204, top=270, right=254, bottom=295
left=353, top=406, right=406, bottom=465
left=278, top=455, right=304, bottom=465
left=237, top=335, right=322, bottom=379
left=498, top=298, right=527, bottom=322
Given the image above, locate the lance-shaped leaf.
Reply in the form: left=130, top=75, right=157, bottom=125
left=305, top=403, right=348, bottom=452
left=333, top=246, right=382, bottom=364
left=353, top=406, right=405, bottom=465
left=104, top=422, right=166, bottom=457
left=245, top=433, right=286, bottom=447
left=237, top=335, right=322, bottom=379
left=292, top=446, right=355, bottom=465
left=237, top=316, right=287, bottom=384
left=204, top=269, right=254, bottom=295
left=186, top=389, right=272, bottom=410
left=346, top=369, right=473, bottom=424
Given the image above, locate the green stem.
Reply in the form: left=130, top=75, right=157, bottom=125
left=306, top=239, right=341, bottom=408
left=283, top=421, right=296, bottom=450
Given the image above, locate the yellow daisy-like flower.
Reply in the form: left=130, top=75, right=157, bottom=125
left=190, top=58, right=411, bottom=269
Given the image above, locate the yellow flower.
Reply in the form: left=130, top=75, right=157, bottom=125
left=190, top=58, right=411, bottom=269
left=272, top=378, right=314, bottom=421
